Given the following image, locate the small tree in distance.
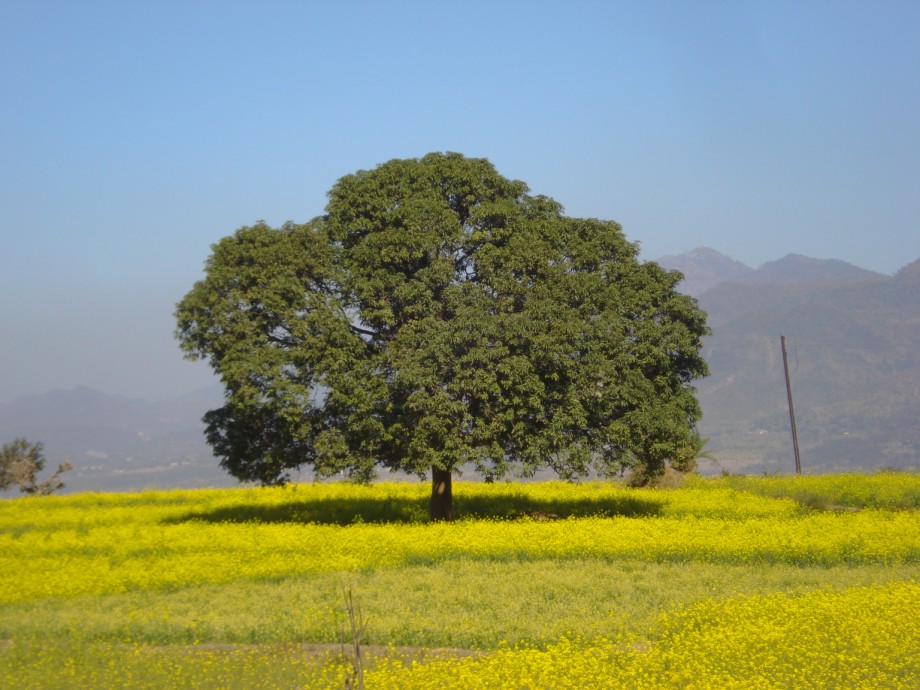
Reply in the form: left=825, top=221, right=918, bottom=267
left=0, top=438, right=73, bottom=496
left=175, top=153, right=709, bottom=520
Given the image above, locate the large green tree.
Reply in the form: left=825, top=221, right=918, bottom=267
left=175, top=153, right=709, bottom=519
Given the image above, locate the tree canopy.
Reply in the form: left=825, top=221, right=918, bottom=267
left=175, top=153, right=709, bottom=519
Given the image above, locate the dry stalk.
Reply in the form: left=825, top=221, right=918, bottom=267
left=340, top=587, right=368, bottom=690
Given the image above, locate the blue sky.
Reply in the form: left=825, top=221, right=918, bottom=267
left=2, top=1, right=918, bottom=403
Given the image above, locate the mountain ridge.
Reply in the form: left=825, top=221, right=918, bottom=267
left=0, top=384, right=234, bottom=493
left=657, top=248, right=920, bottom=473
left=656, top=247, right=891, bottom=297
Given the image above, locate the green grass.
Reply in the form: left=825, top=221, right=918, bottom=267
left=3, top=560, right=919, bottom=649
left=1, top=637, right=341, bottom=690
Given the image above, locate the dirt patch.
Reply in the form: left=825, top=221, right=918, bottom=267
left=135, top=641, right=481, bottom=661
left=304, top=642, right=481, bottom=661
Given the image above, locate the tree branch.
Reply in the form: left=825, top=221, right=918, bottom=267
left=349, top=324, right=378, bottom=338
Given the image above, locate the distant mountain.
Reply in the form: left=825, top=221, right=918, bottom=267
left=742, top=254, right=888, bottom=286
left=655, top=247, right=754, bottom=296
left=0, top=385, right=244, bottom=494
left=895, top=257, right=920, bottom=284
left=689, top=255, right=920, bottom=474
left=655, top=248, right=889, bottom=297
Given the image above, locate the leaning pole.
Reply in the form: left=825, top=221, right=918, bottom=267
left=780, top=335, right=802, bottom=476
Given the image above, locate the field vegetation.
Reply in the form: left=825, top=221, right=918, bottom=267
left=2, top=472, right=919, bottom=688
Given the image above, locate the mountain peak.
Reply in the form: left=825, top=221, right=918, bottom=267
left=655, top=248, right=895, bottom=296
left=748, top=254, right=888, bottom=285
left=658, top=246, right=749, bottom=266
left=654, top=247, right=754, bottom=297
left=895, top=258, right=920, bottom=283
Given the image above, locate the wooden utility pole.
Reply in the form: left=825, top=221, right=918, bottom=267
left=780, top=335, right=802, bottom=475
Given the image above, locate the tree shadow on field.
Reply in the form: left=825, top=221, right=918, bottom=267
left=163, top=491, right=665, bottom=526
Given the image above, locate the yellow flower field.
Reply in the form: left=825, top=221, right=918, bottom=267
left=1, top=474, right=918, bottom=688
left=359, top=581, right=920, bottom=689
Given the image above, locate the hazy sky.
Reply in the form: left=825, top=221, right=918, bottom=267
left=2, top=1, right=919, bottom=404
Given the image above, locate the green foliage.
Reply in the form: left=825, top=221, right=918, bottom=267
left=0, top=438, right=72, bottom=496
left=175, top=153, right=709, bottom=500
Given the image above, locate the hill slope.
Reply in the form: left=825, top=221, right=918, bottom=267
left=687, top=256, right=919, bottom=473
left=0, top=385, right=239, bottom=493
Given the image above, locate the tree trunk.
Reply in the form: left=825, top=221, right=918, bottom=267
left=430, top=465, right=454, bottom=521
